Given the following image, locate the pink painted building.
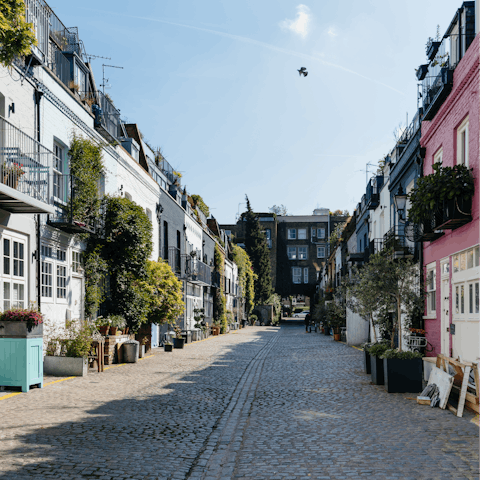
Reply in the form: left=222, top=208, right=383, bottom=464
left=420, top=4, right=479, bottom=363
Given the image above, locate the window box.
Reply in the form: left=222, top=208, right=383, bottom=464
left=416, top=64, right=429, bottom=81
left=426, top=41, right=441, bottom=61
left=436, top=197, right=472, bottom=231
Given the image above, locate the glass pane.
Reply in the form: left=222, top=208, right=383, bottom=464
left=456, top=286, right=459, bottom=314
left=18, top=243, right=23, bottom=260
left=460, top=253, right=467, bottom=270
left=453, top=255, right=459, bottom=273
left=476, top=283, right=479, bottom=314
left=3, top=239, right=9, bottom=256
left=475, top=247, right=479, bottom=267
left=13, top=259, right=18, bottom=276
left=3, top=282, right=10, bottom=301
left=467, top=249, right=474, bottom=269
left=19, top=259, right=23, bottom=277
left=13, top=241, right=18, bottom=259
left=461, top=285, right=464, bottom=314
left=469, top=284, right=473, bottom=314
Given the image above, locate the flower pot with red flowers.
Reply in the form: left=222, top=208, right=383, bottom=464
left=2, top=162, right=25, bottom=189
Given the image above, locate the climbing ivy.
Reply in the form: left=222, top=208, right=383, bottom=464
left=213, top=244, right=227, bottom=333
left=231, top=244, right=256, bottom=318
left=191, top=194, right=209, bottom=218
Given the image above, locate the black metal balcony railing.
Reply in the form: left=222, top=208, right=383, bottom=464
left=159, top=159, right=181, bottom=186
left=0, top=115, right=52, bottom=212
left=383, top=226, right=415, bottom=258
left=93, top=91, right=126, bottom=143
left=368, top=239, right=384, bottom=256
left=185, top=256, right=212, bottom=285
left=47, top=174, right=96, bottom=234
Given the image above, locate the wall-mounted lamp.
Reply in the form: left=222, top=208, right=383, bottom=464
left=394, top=186, right=407, bottom=223
left=8, top=103, right=15, bottom=114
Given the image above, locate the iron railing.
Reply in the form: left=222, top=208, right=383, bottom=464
left=167, top=246, right=182, bottom=275
left=368, top=239, right=384, bottom=256
left=48, top=43, right=72, bottom=87
left=47, top=174, right=96, bottom=234
left=159, top=159, right=181, bottom=185
left=0, top=115, right=52, bottom=204
left=383, top=226, right=415, bottom=256
left=24, top=0, right=50, bottom=63
left=93, top=91, right=126, bottom=142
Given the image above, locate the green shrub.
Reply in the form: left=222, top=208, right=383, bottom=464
left=368, top=342, right=390, bottom=357
left=380, top=349, right=423, bottom=360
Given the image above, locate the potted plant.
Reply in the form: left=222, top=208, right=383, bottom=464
left=2, top=162, right=25, bottom=189
left=44, top=319, right=93, bottom=377
left=173, top=325, right=185, bottom=349
left=369, top=342, right=390, bottom=385
left=96, top=316, right=109, bottom=336
left=164, top=340, right=173, bottom=352
left=380, top=349, right=423, bottom=393
left=0, top=308, right=44, bottom=392
left=326, top=301, right=345, bottom=341
left=415, top=64, right=429, bottom=81
left=139, top=337, right=148, bottom=358
left=108, top=315, right=126, bottom=336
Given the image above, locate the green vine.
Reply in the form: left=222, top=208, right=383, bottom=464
left=191, top=194, right=210, bottom=217
left=213, top=244, right=227, bottom=333
left=231, top=244, right=256, bottom=317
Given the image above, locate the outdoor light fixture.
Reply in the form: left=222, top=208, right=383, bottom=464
left=394, top=186, right=408, bottom=222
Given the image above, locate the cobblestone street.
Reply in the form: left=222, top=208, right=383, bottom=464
left=1, top=324, right=479, bottom=480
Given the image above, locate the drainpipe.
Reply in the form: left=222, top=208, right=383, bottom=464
left=417, top=151, right=424, bottom=330
left=34, top=89, right=43, bottom=311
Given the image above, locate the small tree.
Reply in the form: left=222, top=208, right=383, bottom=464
left=268, top=204, right=288, bottom=216
left=266, top=293, right=281, bottom=325
left=0, top=0, right=37, bottom=67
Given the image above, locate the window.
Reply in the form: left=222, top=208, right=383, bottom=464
left=426, top=264, right=436, bottom=315
left=434, top=148, right=443, bottom=164
left=53, top=142, right=66, bottom=201
left=317, top=228, right=325, bottom=239
left=292, top=267, right=302, bottom=284
left=298, top=229, right=307, bottom=240
left=41, top=261, right=53, bottom=298
left=57, top=248, right=66, bottom=262
left=1, top=234, right=26, bottom=311
left=72, top=251, right=84, bottom=274
left=457, top=117, right=469, bottom=167
left=453, top=246, right=479, bottom=273
left=298, top=247, right=308, bottom=260
left=287, top=229, right=296, bottom=240
left=317, top=246, right=325, bottom=258
left=303, top=267, right=308, bottom=283
left=265, top=229, right=272, bottom=248
left=146, top=208, right=152, bottom=222
left=57, top=265, right=67, bottom=299
left=287, top=247, right=296, bottom=260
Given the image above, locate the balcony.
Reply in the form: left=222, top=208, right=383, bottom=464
left=383, top=226, right=415, bottom=259
left=167, top=246, right=183, bottom=276
left=185, top=256, right=212, bottom=286
left=366, top=176, right=384, bottom=210
left=0, top=116, right=54, bottom=214
left=93, top=91, right=126, bottom=143
left=368, top=239, right=384, bottom=256
left=46, top=174, right=96, bottom=234
left=434, top=197, right=472, bottom=231
left=159, top=159, right=181, bottom=186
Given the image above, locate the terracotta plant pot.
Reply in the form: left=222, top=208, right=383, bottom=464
left=333, top=333, right=341, bottom=341
left=98, top=325, right=109, bottom=336
left=109, top=326, right=118, bottom=336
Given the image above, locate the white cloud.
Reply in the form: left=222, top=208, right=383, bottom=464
left=279, top=5, right=311, bottom=39
left=327, top=26, right=338, bottom=37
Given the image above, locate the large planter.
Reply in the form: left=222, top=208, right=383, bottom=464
left=211, top=326, right=220, bottom=336
left=0, top=321, right=43, bottom=338
left=109, top=326, right=118, bottom=336
left=43, top=356, right=88, bottom=377
left=364, top=350, right=371, bottom=374
left=370, top=355, right=385, bottom=385
left=438, top=197, right=472, bottom=230
left=139, top=345, right=146, bottom=358
left=98, top=325, right=109, bottom=336
left=383, top=357, right=423, bottom=393
left=333, top=333, right=341, bottom=341
left=164, top=343, right=173, bottom=352
left=173, top=337, right=185, bottom=349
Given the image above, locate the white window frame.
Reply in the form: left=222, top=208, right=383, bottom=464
left=317, top=246, right=325, bottom=258
left=287, top=247, right=296, bottom=260
left=1, top=233, right=27, bottom=311
left=298, top=229, right=307, bottom=240
left=457, top=117, right=469, bottom=167
left=298, top=246, right=308, bottom=260
left=292, top=267, right=302, bottom=284
left=434, top=147, right=443, bottom=164
left=53, top=140, right=67, bottom=203
left=287, top=229, right=296, bottom=240
left=41, top=243, right=69, bottom=303
left=303, top=267, right=308, bottom=284
left=72, top=251, right=84, bottom=276
left=426, top=262, right=436, bottom=316
left=317, top=228, right=326, bottom=239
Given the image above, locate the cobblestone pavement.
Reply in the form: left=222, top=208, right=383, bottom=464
left=1, top=323, right=478, bottom=480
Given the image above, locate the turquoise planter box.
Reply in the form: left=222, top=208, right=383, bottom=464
left=0, top=321, right=43, bottom=392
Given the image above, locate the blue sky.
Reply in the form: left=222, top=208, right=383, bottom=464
left=58, top=0, right=459, bottom=223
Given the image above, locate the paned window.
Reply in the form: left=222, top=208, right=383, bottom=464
left=317, top=246, right=325, bottom=258
left=3, top=282, right=24, bottom=310
left=57, top=265, right=67, bottom=299
left=457, top=117, right=469, bottom=167
left=298, top=229, right=307, bottom=240
left=72, top=251, right=84, bottom=274
left=426, top=265, right=436, bottom=314
left=292, top=267, right=302, bottom=284
left=1, top=234, right=27, bottom=311
left=317, top=228, right=325, bottom=239
left=53, top=142, right=66, bottom=201
left=434, top=148, right=443, bottom=164
left=287, top=229, right=296, bottom=240
left=287, top=247, right=296, bottom=260
left=303, top=267, right=308, bottom=284
left=298, top=247, right=308, bottom=260
left=41, top=261, right=53, bottom=298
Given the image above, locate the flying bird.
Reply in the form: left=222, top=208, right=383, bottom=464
left=298, top=67, right=308, bottom=77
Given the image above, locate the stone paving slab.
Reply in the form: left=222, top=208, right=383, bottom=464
left=0, top=324, right=478, bottom=480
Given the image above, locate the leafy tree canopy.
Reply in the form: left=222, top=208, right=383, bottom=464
left=268, top=204, right=288, bottom=216
left=231, top=244, right=256, bottom=317
left=0, top=0, right=37, bottom=66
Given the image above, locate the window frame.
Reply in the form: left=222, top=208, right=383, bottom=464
left=1, top=233, right=27, bottom=311
left=298, top=246, right=308, bottom=260
left=457, top=116, right=469, bottom=167
left=298, top=228, right=307, bottom=240
left=292, top=267, right=302, bottom=284
left=303, top=267, right=308, bottom=284
left=317, top=246, right=325, bottom=258
left=287, top=229, right=296, bottom=240
left=426, top=263, right=436, bottom=316
left=287, top=246, right=296, bottom=260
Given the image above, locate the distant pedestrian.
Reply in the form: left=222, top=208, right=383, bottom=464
left=305, top=313, right=311, bottom=332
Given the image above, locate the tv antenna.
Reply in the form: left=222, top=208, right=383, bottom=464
left=100, top=64, right=123, bottom=96
left=356, top=161, right=378, bottom=184
left=85, top=53, right=111, bottom=64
